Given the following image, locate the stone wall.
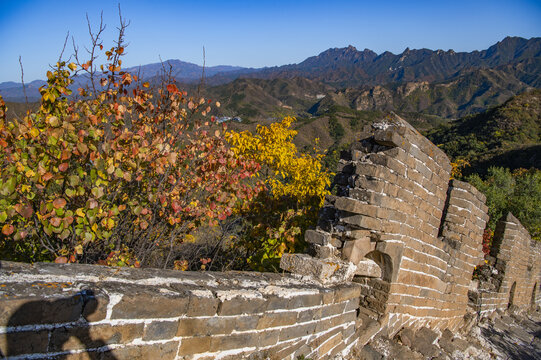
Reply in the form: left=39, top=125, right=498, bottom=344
left=281, top=114, right=540, bottom=337
left=0, top=262, right=362, bottom=359
left=469, top=213, right=541, bottom=314
left=2, top=115, right=541, bottom=359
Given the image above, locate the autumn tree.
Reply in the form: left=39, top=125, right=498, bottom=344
left=226, top=117, right=332, bottom=270
left=0, top=19, right=262, bottom=268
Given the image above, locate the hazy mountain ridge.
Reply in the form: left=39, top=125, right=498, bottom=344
left=3, top=36, right=539, bottom=103
left=203, top=36, right=541, bottom=87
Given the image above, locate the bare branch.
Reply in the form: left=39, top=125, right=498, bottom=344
left=58, top=31, right=70, bottom=63
left=18, top=56, right=29, bottom=109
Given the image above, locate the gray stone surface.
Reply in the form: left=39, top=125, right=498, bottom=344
left=352, top=310, right=541, bottom=360
left=355, top=259, right=382, bottom=278
left=280, top=253, right=357, bottom=284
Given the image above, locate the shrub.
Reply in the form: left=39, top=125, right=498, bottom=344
left=226, top=117, right=332, bottom=270
left=467, top=167, right=541, bottom=243
left=0, top=46, right=262, bottom=267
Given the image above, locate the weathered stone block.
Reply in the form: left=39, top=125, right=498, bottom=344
left=342, top=237, right=373, bottom=264
left=143, top=320, right=178, bottom=341
left=218, top=296, right=267, bottom=316
left=305, top=229, right=330, bottom=245
left=257, top=311, right=297, bottom=329
left=279, top=322, right=317, bottom=341
left=211, top=333, right=259, bottom=351
left=178, top=336, right=211, bottom=356
left=111, top=290, right=189, bottom=319
left=374, top=129, right=404, bottom=147
left=336, top=197, right=378, bottom=217
left=186, top=293, right=219, bottom=317
left=177, top=317, right=234, bottom=337
left=0, top=330, right=49, bottom=356
left=355, top=259, right=382, bottom=278
left=50, top=323, right=143, bottom=351
left=280, top=253, right=357, bottom=284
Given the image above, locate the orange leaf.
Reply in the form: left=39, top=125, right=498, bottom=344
left=50, top=217, right=62, bottom=227
left=53, top=198, right=67, bottom=209
left=166, top=84, right=179, bottom=94
left=59, top=163, right=69, bottom=172
left=55, top=256, right=68, bottom=264
left=2, top=224, right=14, bottom=236
left=15, top=204, right=33, bottom=219
left=42, top=172, right=54, bottom=181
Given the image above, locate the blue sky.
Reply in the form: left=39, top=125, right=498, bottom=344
left=1, top=0, right=540, bottom=82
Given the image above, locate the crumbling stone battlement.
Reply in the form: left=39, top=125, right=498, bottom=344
left=281, top=114, right=540, bottom=336
left=469, top=213, right=541, bottom=315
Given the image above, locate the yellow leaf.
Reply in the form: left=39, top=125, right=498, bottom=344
left=74, top=244, right=83, bottom=255
left=29, top=127, right=40, bottom=138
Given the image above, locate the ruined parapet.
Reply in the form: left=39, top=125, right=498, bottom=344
left=472, top=213, right=541, bottom=314
left=438, top=180, right=488, bottom=326
left=281, top=114, right=494, bottom=334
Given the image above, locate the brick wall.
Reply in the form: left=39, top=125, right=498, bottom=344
left=470, top=213, right=541, bottom=314
left=0, top=261, right=362, bottom=359
left=280, top=114, right=535, bottom=336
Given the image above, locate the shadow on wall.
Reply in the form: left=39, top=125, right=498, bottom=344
left=1, top=289, right=118, bottom=359
left=508, top=281, right=516, bottom=309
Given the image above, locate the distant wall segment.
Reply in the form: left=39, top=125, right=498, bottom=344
left=469, top=213, right=541, bottom=314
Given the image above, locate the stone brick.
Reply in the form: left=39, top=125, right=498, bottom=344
left=333, top=284, right=362, bottom=303
left=374, top=128, right=405, bottom=147
left=257, top=311, right=297, bottom=329
left=258, top=329, right=280, bottom=347
left=342, top=237, right=372, bottom=264
left=318, top=331, right=343, bottom=357
left=103, top=342, right=179, bottom=360
left=49, top=323, right=144, bottom=351
left=0, top=330, right=49, bottom=356
left=288, top=293, right=323, bottom=308
left=235, top=314, right=260, bottom=332
left=143, top=320, right=178, bottom=341
left=340, top=214, right=383, bottom=231
left=355, top=258, right=382, bottom=278
left=335, top=197, right=378, bottom=217
left=297, top=307, right=323, bottom=323
left=111, top=290, right=189, bottom=319
left=265, top=295, right=290, bottom=310
left=280, top=253, right=356, bottom=284
left=211, top=333, right=259, bottom=351
left=0, top=294, right=85, bottom=327
left=178, top=336, right=212, bottom=356
left=279, top=322, right=317, bottom=341
left=177, top=317, right=234, bottom=336
left=218, top=296, right=267, bottom=316
left=305, top=229, right=330, bottom=246
left=272, top=339, right=309, bottom=360
left=186, top=293, right=219, bottom=316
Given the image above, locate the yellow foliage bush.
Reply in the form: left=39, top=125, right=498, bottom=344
left=226, top=116, right=331, bottom=206
left=226, top=116, right=332, bottom=270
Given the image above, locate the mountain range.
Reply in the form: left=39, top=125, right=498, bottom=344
left=2, top=36, right=539, bottom=106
